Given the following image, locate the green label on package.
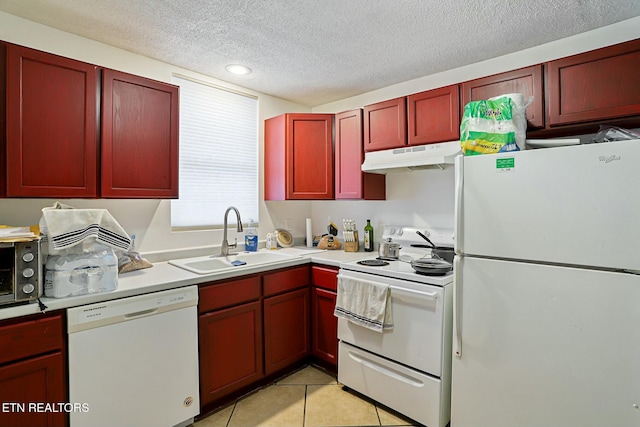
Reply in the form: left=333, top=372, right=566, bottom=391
left=496, top=157, right=515, bottom=171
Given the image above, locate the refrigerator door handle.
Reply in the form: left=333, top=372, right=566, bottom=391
left=453, top=255, right=463, bottom=358
left=454, top=155, right=464, bottom=254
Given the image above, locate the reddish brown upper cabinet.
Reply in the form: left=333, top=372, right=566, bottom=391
left=335, top=109, right=385, bottom=200
left=363, top=97, right=407, bottom=152
left=265, top=113, right=334, bottom=200
left=101, top=69, right=179, bottom=198
left=0, top=43, right=6, bottom=198
left=5, top=44, right=99, bottom=197
left=407, top=85, right=460, bottom=145
left=461, top=65, right=544, bottom=129
left=0, top=312, right=67, bottom=427
left=547, top=38, right=640, bottom=127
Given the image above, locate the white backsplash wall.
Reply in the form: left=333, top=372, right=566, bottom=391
left=308, top=166, right=456, bottom=243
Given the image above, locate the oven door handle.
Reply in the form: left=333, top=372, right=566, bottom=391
left=389, top=286, right=439, bottom=300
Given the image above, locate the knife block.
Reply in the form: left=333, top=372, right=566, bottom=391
left=344, top=231, right=359, bottom=252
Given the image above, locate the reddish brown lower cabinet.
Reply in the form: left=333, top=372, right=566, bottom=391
left=311, top=266, right=338, bottom=370
left=364, top=97, right=407, bottom=152
left=101, top=69, right=179, bottom=198
left=461, top=65, right=544, bottom=129
left=5, top=43, right=99, bottom=197
left=198, top=277, right=263, bottom=408
left=547, top=38, right=640, bottom=126
left=264, top=287, right=310, bottom=375
left=199, top=301, right=263, bottom=406
left=263, top=266, right=310, bottom=375
left=264, top=113, right=334, bottom=200
left=335, top=109, right=385, bottom=200
left=407, top=85, right=460, bottom=145
left=0, top=312, right=67, bottom=427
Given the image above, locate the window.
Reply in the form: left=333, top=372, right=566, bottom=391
left=171, top=75, right=258, bottom=228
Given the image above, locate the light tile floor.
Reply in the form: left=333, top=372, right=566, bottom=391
left=193, top=365, right=420, bottom=427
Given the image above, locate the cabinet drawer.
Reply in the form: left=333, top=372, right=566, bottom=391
left=0, top=313, right=64, bottom=365
left=311, top=266, right=338, bottom=291
left=263, top=266, right=309, bottom=297
left=199, top=276, right=261, bottom=314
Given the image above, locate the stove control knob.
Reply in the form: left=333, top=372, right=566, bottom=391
left=22, top=268, right=34, bottom=278
left=22, top=284, right=35, bottom=295
left=22, top=252, right=35, bottom=263
left=397, top=228, right=404, bottom=236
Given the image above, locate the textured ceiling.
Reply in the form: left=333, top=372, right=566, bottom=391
left=1, top=0, right=640, bottom=107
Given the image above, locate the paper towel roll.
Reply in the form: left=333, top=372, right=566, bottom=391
left=306, top=218, right=313, bottom=248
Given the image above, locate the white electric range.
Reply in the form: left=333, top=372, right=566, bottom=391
left=337, top=226, right=454, bottom=427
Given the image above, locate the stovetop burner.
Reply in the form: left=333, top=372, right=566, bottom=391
left=357, top=259, right=390, bottom=267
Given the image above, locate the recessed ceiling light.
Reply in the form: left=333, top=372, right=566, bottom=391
left=225, top=64, right=252, bottom=75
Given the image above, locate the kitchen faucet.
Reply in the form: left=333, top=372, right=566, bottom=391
left=220, top=206, right=243, bottom=256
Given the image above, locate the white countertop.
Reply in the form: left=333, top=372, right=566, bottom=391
left=0, top=247, right=372, bottom=321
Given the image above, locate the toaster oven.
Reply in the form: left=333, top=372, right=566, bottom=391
left=0, top=239, right=42, bottom=306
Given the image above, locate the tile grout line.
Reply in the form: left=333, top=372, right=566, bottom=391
left=303, top=384, right=308, bottom=427
left=224, top=400, right=237, bottom=427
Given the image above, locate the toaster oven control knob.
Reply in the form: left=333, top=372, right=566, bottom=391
left=22, top=284, right=35, bottom=295
left=22, top=268, right=35, bottom=278
left=22, top=252, right=35, bottom=263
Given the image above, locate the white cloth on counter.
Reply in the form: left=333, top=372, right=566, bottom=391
left=334, top=274, right=393, bottom=332
left=41, top=205, right=132, bottom=255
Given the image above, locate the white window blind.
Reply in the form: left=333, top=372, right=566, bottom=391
left=171, top=75, right=258, bottom=228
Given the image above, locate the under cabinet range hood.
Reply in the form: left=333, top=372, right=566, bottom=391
left=361, top=141, right=461, bottom=174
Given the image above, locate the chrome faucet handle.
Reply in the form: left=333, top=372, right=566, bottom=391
left=229, top=238, right=238, bottom=249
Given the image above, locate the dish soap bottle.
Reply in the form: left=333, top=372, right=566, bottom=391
left=364, top=219, right=374, bottom=252
left=245, top=219, right=258, bottom=252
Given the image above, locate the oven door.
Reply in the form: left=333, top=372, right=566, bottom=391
left=337, top=269, right=450, bottom=376
left=0, top=245, right=15, bottom=305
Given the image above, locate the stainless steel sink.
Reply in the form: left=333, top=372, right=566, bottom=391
left=169, top=250, right=300, bottom=275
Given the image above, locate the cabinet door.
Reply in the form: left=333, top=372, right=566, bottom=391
left=199, top=301, right=263, bottom=406
left=311, top=287, right=338, bottom=369
left=6, top=44, right=99, bottom=197
left=364, top=97, right=407, bottom=152
left=263, top=288, right=310, bottom=375
left=0, top=43, right=6, bottom=197
left=264, top=113, right=333, bottom=200
left=0, top=352, right=67, bottom=427
left=335, top=109, right=385, bottom=200
left=101, top=69, right=179, bottom=198
left=287, top=114, right=333, bottom=199
left=547, top=39, right=640, bottom=126
left=407, top=85, right=460, bottom=145
left=461, top=65, right=544, bottom=129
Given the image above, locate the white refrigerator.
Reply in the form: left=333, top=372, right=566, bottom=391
left=451, top=139, right=640, bottom=427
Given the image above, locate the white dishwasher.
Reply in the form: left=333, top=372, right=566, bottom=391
left=67, top=286, right=200, bottom=427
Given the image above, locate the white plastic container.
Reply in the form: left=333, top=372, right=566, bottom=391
left=45, top=245, right=118, bottom=298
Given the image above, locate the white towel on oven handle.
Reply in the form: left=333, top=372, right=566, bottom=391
left=334, top=274, right=393, bottom=332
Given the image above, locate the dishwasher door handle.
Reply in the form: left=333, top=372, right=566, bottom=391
left=124, top=308, right=159, bottom=319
